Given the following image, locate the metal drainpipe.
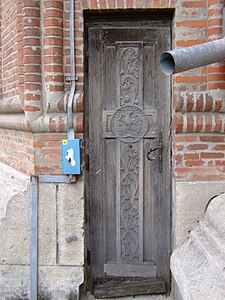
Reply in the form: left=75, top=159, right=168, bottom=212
left=30, top=176, right=38, bottom=300
left=30, top=2, right=76, bottom=298
left=223, top=7, right=225, bottom=36
left=160, top=37, right=225, bottom=75
left=30, top=174, right=75, bottom=299
left=68, top=0, right=76, bottom=140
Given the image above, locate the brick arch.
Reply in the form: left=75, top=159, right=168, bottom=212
left=79, top=0, right=176, bottom=9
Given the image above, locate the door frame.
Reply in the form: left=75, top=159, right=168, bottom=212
left=83, top=9, right=174, bottom=296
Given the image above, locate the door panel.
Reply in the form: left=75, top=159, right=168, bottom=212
left=85, top=17, right=171, bottom=298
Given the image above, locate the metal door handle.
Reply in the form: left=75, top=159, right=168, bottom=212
left=147, top=144, right=163, bottom=161
left=147, top=131, right=163, bottom=172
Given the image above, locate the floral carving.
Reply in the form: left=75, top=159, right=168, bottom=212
left=120, top=143, right=139, bottom=261
left=120, top=47, right=139, bottom=106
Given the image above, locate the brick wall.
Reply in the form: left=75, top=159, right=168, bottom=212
left=1, top=0, right=21, bottom=98
left=0, top=129, right=35, bottom=174
left=175, top=134, right=225, bottom=180
left=173, top=0, right=225, bottom=180
left=0, top=1, right=76, bottom=175
left=0, top=0, right=224, bottom=179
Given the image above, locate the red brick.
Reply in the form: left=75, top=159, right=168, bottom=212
left=176, top=20, right=207, bottom=27
left=176, top=145, right=184, bottom=151
left=215, top=160, right=225, bottom=166
left=176, top=40, right=206, bottom=47
left=153, top=0, right=160, bottom=7
left=182, top=1, right=207, bottom=8
left=187, top=114, right=194, bottom=133
left=44, top=1, right=63, bottom=9
left=208, top=9, right=223, bottom=17
left=208, top=27, right=222, bottom=36
left=201, top=152, right=224, bottom=159
left=109, top=0, right=116, bottom=7
left=215, top=100, right=222, bottom=112
left=184, top=153, right=200, bottom=159
left=213, top=144, right=225, bottom=150
left=208, top=82, right=225, bottom=89
left=190, top=173, right=225, bottom=180
left=185, top=160, right=205, bottom=167
left=200, top=136, right=224, bottom=142
left=44, top=9, right=63, bottom=18
left=175, top=136, right=184, bottom=142
left=175, top=167, right=210, bottom=173
left=176, top=154, right=183, bottom=161
left=136, top=0, right=144, bottom=7
left=196, top=114, right=203, bottom=132
left=188, top=144, right=208, bottom=150
left=208, top=65, right=225, bottom=73
left=175, top=75, right=207, bottom=83
left=100, top=0, right=107, bottom=8
left=184, top=135, right=198, bottom=143
left=40, top=148, right=61, bottom=155
left=33, top=141, right=44, bottom=148
left=208, top=73, right=225, bottom=82
left=175, top=114, right=183, bottom=133
left=24, top=105, right=41, bottom=112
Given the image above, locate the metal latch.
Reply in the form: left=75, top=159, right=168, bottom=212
left=147, top=131, right=163, bottom=172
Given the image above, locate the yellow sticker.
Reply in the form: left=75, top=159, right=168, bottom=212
left=62, top=139, right=68, bottom=145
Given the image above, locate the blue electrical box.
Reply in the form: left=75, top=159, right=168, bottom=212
left=62, top=139, right=82, bottom=175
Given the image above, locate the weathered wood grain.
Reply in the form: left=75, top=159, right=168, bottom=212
left=85, top=15, right=171, bottom=297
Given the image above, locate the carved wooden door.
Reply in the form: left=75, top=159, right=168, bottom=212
left=85, top=16, right=171, bottom=298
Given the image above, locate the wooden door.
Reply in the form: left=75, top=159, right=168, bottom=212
left=85, top=14, right=172, bottom=298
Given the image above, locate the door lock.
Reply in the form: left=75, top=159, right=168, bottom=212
left=147, top=131, right=163, bottom=172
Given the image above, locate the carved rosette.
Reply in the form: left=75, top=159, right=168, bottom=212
left=111, top=105, right=149, bottom=143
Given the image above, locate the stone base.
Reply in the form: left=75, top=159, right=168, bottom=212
left=0, top=265, right=83, bottom=299
left=173, top=180, right=225, bottom=247
left=0, top=162, right=84, bottom=299
left=171, top=193, right=225, bottom=300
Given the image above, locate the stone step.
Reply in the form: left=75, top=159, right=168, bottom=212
left=191, top=229, right=225, bottom=279
left=171, top=193, right=225, bottom=300
left=81, top=291, right=172, bottom=300
left=203, top=194, right=225, bottom=234
left=199, top=218, right=225, bottom=262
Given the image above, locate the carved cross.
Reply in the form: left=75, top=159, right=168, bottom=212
left=102, top=44, right=158, bottom=275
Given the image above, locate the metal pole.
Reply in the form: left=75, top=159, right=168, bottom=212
left=30, top=176, right=38, bottom=300
left=68, top=0, right=76, bottom=140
